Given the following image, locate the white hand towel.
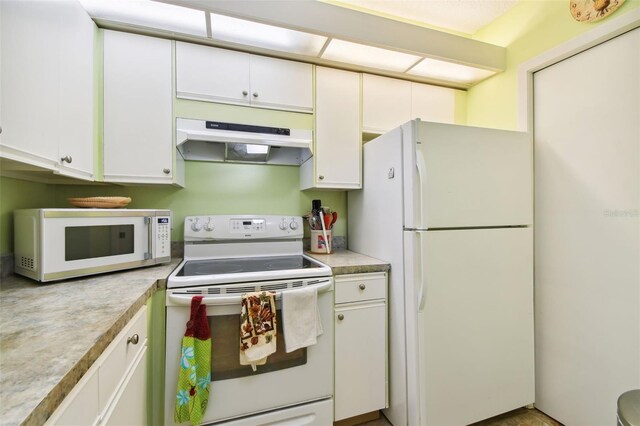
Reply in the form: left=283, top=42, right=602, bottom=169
left=282, top=286, right=323, bottom=353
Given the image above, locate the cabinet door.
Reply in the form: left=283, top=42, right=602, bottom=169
left=249, top=55, right=312, bottom=112
left=102, top=346, right=148, bottom=426
left=176, top=42, right=251, bottom=106
left=103, top=31, right=173, bottom=183
left=0, top=0, right=61, bottom=166
left=57, top=0, right=95, bottom=180
left=310, top=67, right=361, bottom=189
left=334, top=302, right=386, bottom=421
left=362, top=74, right=411, bottom=134
left=410, top=82, right=456, bottom=124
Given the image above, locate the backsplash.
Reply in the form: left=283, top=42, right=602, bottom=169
left=0, top=162, right=348, bottom=256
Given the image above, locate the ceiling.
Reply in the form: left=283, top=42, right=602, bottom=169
left=329, top=0, right=519, bottom=36
left=81, top=0, right=512, bottom=89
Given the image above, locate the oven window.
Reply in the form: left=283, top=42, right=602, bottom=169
left=210, top=309, right=306, bottom=381
left=65, top=225, right=135, bottom=261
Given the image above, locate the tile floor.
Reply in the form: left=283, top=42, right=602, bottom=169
left=360, top=408, right=563, bottom=426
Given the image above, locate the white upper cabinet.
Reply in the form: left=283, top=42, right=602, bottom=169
left=301, top=67, right=361, bottom=190
left=362, top=73, right=459, bottom=135
left=362, top=74, right=411, bottom=134
left=0, top=0, right=95, bottom=181
left=410, top=82, right=456, bottom=124
left=249, top=55, right=313, bottom=112
left=103, top=31, right=182, bottom=186
left=176, top=42, right=313, bottom=113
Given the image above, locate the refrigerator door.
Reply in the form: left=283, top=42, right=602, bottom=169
left=406, top=227, right=534, bottom=426
left=402, top=120, right=532, bottom=229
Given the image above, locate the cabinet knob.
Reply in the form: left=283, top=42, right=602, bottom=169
left=242, top=90, right=248, bottom=96
left=359, top=283, right=366, bottom=290
left=127, top=334, right=139, bottom=345
left=60, top=155, right=72, bottom=164
left=163, top=168, right=171, bottom=175
left=318, top=175, right=325, bottom=180
left=253, top=92, right=259, bottom=98
left=337, top=314, right=344, bottom=321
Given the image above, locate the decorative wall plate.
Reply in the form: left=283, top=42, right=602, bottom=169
left=570, top=0, right=626, bottom=22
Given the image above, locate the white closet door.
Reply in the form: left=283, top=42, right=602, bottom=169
left=534, top=28, right=640, bottom=426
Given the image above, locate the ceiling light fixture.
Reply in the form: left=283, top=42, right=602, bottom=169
left=407, top=57, right=497, bottom=84
left=79, top=0, right=206, bottom=37
left=210, top=13, right=328, bottom=56
left=321, top=39, right=422, bottom=72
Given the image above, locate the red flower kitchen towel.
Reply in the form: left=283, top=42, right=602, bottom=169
left=239, top=291, right=276, bottom=371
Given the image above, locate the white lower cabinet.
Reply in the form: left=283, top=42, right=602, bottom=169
left=334, top=273, right=388, bottom=421
left=46, top=306, right=148, bottom=426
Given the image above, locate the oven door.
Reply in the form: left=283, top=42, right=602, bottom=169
left=41, top=213, right=155, bottom=281
left=165, top=279, right=334, bottom=425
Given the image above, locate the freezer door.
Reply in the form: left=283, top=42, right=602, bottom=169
left=414, top=227, right=534, bottom=426
left=404, top=121, right=532, bottom=229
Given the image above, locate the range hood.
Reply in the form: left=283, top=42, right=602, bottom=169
left=176, top=118, right=313, bottom=165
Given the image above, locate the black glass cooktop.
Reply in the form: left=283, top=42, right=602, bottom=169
left=176, top=255, right=320, bottom=277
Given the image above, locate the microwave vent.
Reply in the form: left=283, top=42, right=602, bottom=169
left=20, top=256, right=35, bottom=271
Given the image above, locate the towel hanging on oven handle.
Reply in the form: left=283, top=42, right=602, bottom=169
left=168, top=279, right=333, bottom=306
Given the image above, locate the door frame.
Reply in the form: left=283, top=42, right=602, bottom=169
left=517, top=8, right=640, bottom=132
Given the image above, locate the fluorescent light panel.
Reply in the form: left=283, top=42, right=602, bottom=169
left=321, top=39, right=421, bottom=72
left=79, top=0, right=206, bottom=37
left=407, top=57, right=496, bottom=84
left=210, top=13, right=327, bottom=56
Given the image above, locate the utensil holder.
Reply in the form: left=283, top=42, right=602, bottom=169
left=310, top=230, right=332, bottom=254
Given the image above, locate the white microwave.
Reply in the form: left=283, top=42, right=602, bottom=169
left=14, top=209, right=172, bottom=282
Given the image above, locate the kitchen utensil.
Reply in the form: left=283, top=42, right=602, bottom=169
left=318, top=210, right=331, bottom=254
left=331, top=211, right=338, bottom=228
left=323, top=211, right=332, bottom=231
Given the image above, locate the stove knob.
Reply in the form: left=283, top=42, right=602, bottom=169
left=289, top=220, right=299, bottom=230
left=191, top=220, right=203, bottom=232
left=279, top=219, right=288, bottom=231
left=203, top=221, right=214, bottom=232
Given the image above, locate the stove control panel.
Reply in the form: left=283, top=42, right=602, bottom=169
left=184, top=215, right=304, bottom=240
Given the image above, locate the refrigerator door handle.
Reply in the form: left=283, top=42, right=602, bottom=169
left=416, top=230, right=427, bottom=313
left=416, top=147, right=427, bottom=230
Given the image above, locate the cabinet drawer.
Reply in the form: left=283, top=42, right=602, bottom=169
left=98, top=306, right=147, bottom=412
left=335, top=273, right=386, bottom=304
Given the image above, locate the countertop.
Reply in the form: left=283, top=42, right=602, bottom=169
left=0, top=260, right=180, bottom=426
left=0, top=251, right=387, bottom=425
left=306, top=249, right=390, bottom=275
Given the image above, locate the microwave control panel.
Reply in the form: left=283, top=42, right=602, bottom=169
left=155, top=216, right=171, bottom=259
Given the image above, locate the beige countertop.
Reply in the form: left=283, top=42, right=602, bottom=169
left=0, top=260, right=180, bottom=426
left=306, top=249, right=390, bottom=275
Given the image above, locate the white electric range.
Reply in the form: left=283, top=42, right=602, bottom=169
left=165, top=215, right=334, bottom=426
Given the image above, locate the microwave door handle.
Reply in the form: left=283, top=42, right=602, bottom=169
left=145, top=216, right=153, bottom=260
left=168, top=280, right=333, bottom=306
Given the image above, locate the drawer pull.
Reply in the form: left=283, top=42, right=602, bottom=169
left=337, top=314, right=344, bottom=321
left=359, top=283, right=366, bottom=290
left=127, top=334, right=139, bottom=345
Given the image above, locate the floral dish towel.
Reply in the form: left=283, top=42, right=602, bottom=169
left=239, top=291, right=276, bottom=371
left=175, top=296, right=211, bottom=425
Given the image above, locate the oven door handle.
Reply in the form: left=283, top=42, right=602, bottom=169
left=168, top=280, right=333, bottom=306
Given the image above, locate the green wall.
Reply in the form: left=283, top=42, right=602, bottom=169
left=0, top=165, right=346, bottom=255
left=467, top=0, right=640, bottom=130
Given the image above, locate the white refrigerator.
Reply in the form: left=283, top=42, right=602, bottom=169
left=348, top=119, right=534, bottom=426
